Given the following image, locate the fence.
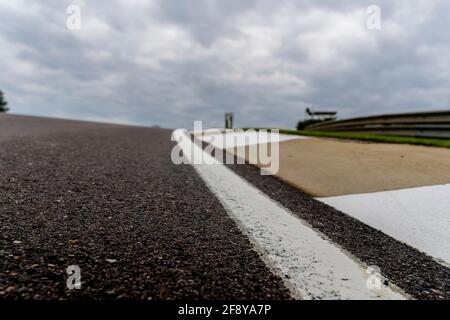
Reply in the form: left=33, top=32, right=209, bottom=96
left=306, top=110, right=450, bottom=139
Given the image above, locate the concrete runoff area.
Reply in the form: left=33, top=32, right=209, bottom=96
left=229, top=137, right=450, bottom=197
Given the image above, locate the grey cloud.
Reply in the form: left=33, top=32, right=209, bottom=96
left=0, top=0, right=449, bottom=129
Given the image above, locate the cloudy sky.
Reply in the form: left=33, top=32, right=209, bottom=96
left=0, top=0, right=449, bottom=129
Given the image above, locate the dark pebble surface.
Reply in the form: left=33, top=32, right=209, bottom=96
left=0, top=115, right=291, bottom=300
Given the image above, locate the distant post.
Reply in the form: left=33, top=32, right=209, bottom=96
left=225, top=112, right=233, bottom=129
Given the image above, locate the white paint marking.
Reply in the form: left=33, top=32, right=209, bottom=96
left=318, top=184, right=450, bottom=266
left=172, top=129, right=404, bottom=300
left=199, top=131, right=305, bottom=149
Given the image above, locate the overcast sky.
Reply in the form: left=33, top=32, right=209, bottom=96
left=0, top=0, right=449, bottom=129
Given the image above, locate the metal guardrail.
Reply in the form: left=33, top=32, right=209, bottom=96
left=306, top=110, right=450, bottom=139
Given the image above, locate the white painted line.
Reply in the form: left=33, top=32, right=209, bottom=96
left=172, top=129, right=404, bottom=300
left=318, top=184, right=450, bottom=266
left=199, top=131, right=306, bottom=149
left=192, top=128, right=224, bottom=136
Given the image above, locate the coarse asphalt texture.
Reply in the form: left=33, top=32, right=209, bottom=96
left=0, top=115, right=291, bottom=300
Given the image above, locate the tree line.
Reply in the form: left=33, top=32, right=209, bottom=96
left=0, top=90, right=8, bottom=112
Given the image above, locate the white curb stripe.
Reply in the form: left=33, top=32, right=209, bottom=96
left=172, top=129, right=404, bottom=300
left=318, top=184, right=450, bottom=266
left=199, top=131, right=305, bottom=149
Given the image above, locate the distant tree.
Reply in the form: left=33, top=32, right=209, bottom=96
left=0, top=90, right=8, bottom=112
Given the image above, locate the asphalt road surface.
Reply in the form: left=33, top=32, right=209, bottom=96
left=1, top=115, right=449, bottom=300
left=0, top=115, right=290, bottom=299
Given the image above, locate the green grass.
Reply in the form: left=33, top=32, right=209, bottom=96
left=251, top=128, right=450, bottom=149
